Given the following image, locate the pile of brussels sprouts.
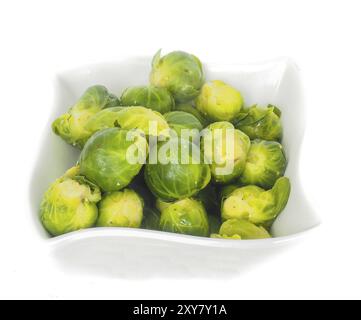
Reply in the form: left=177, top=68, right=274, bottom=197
left=40, top=50, right=291, bottom=240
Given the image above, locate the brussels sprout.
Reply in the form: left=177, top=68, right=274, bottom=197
left=141, top=207, right=161, bottom=231
left=150, top=50, right=204, bottom=103
left=175, top=103, right=209, bottom=127
left=202, top=122, right=250, bottom=184
left=40, top=166, right=101, bottom=236
left=120, top=86, right=175, bottom=114
left=52, top=85, right=120, bottom=148
left=85, top=106, right=170, bottom=137
left=79, top=128, right=148, bottom=192
left=234, top=105, right=282, bottom=141
left=164, top=111, right=203, bottom=141
left=159, top=198, right=209, bottom=237
left=221, top=177, right=291, bottom=226
left=144, top=137, right=211, bottom=201
left=85, top=106, right=170, bottom=138
left=239, top=139, right=286, bottom=189
left=97, top=189, right=143, bottom=228
left=156, top=183, right=220, bottom=233
left=195, top=80, right=243, bottom=122
left=211, top=219, right=271, bottom=240
left=211, top=234, right=242, bottom=240
left=222, top=185, right=263, bottom=221
left=156, top=184, right=219, bottom=218
left=155, top=198, right=172, bottom=213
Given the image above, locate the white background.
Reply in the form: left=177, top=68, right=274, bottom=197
left=0, top=0, right=360, bottom=299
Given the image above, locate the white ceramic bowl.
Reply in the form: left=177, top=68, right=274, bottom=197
left=30, top=57, right=320, bottom=277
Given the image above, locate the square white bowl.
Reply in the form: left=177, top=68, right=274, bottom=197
left=30, top=57, right=320, bottom=277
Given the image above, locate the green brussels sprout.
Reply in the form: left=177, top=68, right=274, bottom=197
left=157, top=195, right=220, bottom=234
left=150, top=50, right=204, bottom=103
left=221, top=177, right=291, bottom=226
left=195, top=80, right=243, bottom=122
left=159, top=198, right=209, bottom=237
left=239, top=139, right=286, bottom=189
left=156, top=184, right=219, bottom=218
left=156, top=184, right=221, bottom=233
left=79, top=128, right=148, bottom=192
left=164, top=111, right=203, bottom=141
left=40, top=166, right=101, bottom=236
left=141, top=207, right=161, bottom=231
left=52, top=85, right=120, bottom=148
left=144, top=137, right=211, bottom=201
left=97, top=189, right=143, bottom=228
left=175, top=103, right=209, bottom=127
left=202, top=122, right=250, bottom=184
left=211, top=219, right=271, bottom=240
left=120, top=86, right=174, bottom=114
left=85, top=106, right=170, bottom=138
left=234, top=105, right=282, bottom=141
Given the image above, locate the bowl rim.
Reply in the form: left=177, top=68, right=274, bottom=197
left=48, top=223, right=320, bottom=249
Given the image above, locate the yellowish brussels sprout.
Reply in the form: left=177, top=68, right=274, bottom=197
left=222, top=177, right=291, bottom=226
left=156, top=198, right=172, bottom=213
left=159, top=198, right=209, bottom=237
left=97, top=189, right=144, bottom=228
left=239, top=139, right=287, bottom=189
left=85, top=106, right=170, bottom=138
left=40, top=166, right=101, bottom=236
left=202, top=122, right=250, bottom=184
left=196, top=80, right=243, bottom=122
left=120, top=85, right=174, bottom=114
left=222, top=185, right=261, bottom=221
left=211, top=234, right=242, bottom=240
left=150, top=50, right=204, bottom=102
left=52, top=85, right=119, bottom=148
left=235, top=104, right=282, bottom=141
left=211, top=219, right=271, bottom=240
